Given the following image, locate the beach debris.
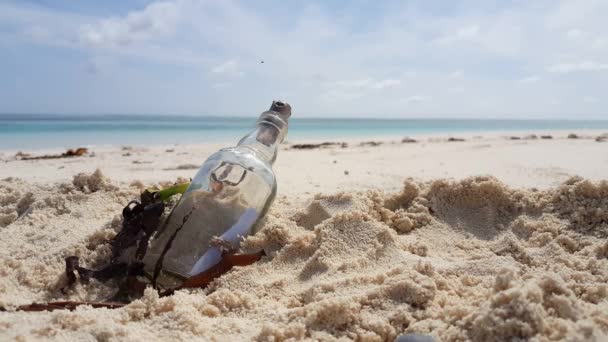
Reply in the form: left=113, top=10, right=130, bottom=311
left=359, top=141, right=383, bottom=147
left=163, top=163, right=199, bottom=171
left=524, top=134, right=538, bottom=140
left=291, top=142, right=347, bottom=150
left=14, top=151, right=32, bottom=159
left=165, top=148, right=175, bottom=152
left=596, top=136, right=607, bottom=142
left=540, top=135, right=553, bottom=139
left=57, top=184, right=181, bottom=299
left=509, top=136, right=521, bottom=140
left=60, top=186, right=170, bottom=295
left=344, top=170, right=349, bottom=175
left=5, top=301, right=126, bottom=312
left=16, top=147, right=89, bottom=160
left=402, top=137, right=417, bottom=143
left=447, top=137, right=466, bottom=142
left=567, top=133, right=579, bottom=139
left=62, top=256, right=131, bottom=292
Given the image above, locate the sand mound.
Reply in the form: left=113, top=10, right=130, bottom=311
left=72, top=169, right=117, bottom=193
left=0, top=175, right=607, bottom=341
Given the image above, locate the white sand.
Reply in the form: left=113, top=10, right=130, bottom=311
left=0, top=131, right=607, bottom=341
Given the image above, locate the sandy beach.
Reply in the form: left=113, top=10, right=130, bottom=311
left=1, top=131, right=607, bottom=341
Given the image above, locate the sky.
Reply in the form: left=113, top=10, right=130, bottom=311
left=0, top=0, right=607, bottom=118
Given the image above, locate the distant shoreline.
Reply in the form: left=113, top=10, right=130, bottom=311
left=3, top=116, right=608, bottom=151
left=1, top=128, right=607, bottom=154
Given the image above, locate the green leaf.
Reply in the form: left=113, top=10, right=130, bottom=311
left=148, top=182, right=190, bottom=202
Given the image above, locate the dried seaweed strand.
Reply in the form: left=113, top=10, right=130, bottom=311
left=162, top=250, right=266, bottom=296
left=10, top=301, right=126, bottom=312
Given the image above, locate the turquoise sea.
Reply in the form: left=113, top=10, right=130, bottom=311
left=1, top=114, right=608, bottom=150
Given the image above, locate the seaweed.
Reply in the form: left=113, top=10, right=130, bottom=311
left=18, top=147, right=89, bottom=160
left=291, top=142, right=348, bottom=149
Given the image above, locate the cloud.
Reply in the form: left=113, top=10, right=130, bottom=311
left=334, top=78, right=401, bottom=90
left=84, top=56, right=116, bottom=74
left=449, top=70, right=464, bottom=78
left=518, top=75, right=541, bottom=83
left=372, top=79, right=401, bottom=89
left=548, top=61, right=608, bottom=73
left=335, top=79, right=373, bottom=88
left=403, top=95, right=429, bottom=104
left=583, top=96, right=597, bottom=104
left=566, top=28, right=583, bottom=39
left=437, top=25, right=480, bottom=45
left=2, top=0, right=608, bottom=117
left=78, top=1, right=180, bottom=48
left=592, top=38, right=608, bottom=49
left=211, top=82, right=230, bottom=89
left=211, top=59, right=243, bottom=76
left=448, top=87, right=466, bottom=93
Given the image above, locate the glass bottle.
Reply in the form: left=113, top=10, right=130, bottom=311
left=143, top=101, right=291, bottom=289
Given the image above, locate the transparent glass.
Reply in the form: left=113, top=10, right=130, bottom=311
left=143, top=115, right=288, bottom=289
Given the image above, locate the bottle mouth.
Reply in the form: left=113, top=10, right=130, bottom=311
left=267, top=100, right=291, bottom=123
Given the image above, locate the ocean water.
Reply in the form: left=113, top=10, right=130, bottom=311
left=1, top=114, right=608, bottom=150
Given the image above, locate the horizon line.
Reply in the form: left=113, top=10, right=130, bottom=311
left=1, top=113, right=608, bottom=122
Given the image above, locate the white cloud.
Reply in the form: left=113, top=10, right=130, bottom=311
left=449, top=70, right=464, bottom=78
left=211, top=59, right=243, bottom=76
left=320, top=89, right=364, bottom=102
left=548, top=61, right=608, bottom=73
left=84, top=56, right=116, bottom=74
left=78, top=1, right=180, bottom=47
left=372, top=79, right=401, bottom=89
left=212, top=82, right=230, bottom=89
left=334, top=78, right=401, bottom=90
left=518, top=75, right=541, bottom=83
left=437, top=25, right=480, bottom=44
left=583, top=96, right=597, bottom=104
left=335, top=79, right=373, bottom=88
left=456, top=25, right=480, bottom=39
left=403, top=95, right=429, bottom=104
left=448, top=87, right=465, bottom=93
left=592, top=38, right=608, bottom=49
left=566, top=28, right=583, bottom=39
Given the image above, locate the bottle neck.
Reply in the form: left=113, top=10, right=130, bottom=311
left=236, top=114, right=288, bottom=164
